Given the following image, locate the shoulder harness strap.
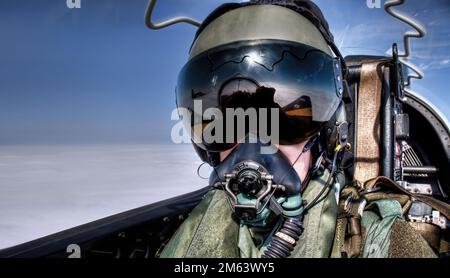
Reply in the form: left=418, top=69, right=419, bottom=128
left=336, top=177, right=450, bottom=258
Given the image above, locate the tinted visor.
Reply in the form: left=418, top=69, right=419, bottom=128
left=177, top=40, right=342, bottom=152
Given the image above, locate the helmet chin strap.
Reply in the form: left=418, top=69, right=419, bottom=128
left=280, top=134, right=321, bottom=183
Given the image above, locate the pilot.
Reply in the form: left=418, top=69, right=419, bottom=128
left=160, top=0, right=448, bottom=258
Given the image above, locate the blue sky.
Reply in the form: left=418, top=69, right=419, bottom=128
left=0, top=0, right=449, bottom=144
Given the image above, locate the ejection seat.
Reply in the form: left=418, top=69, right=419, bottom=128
left=342, top=55, right=449, bottom=198
left=342, top=55, right=450, bottom=254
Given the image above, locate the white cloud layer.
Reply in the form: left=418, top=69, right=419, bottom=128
left=0, top=144, right=208, bottom=249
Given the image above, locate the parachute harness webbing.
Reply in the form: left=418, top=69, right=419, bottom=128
left=354, top=62, right=384, bottom=183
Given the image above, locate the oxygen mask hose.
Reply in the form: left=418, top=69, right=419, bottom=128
left=261, top=142, right=351, bottom=258
left=261, top=216, right=304, bottom=258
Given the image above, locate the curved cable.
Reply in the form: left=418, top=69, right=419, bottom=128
left=303, top=149, right=339, bottom=211
left=384, top=0, right=427, bottom=87
left=145, top=0, right=202, bottom=30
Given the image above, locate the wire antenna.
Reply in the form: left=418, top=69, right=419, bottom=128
left=145, top=0, right=202, bottom=30
left=384, top=0, right=427, bottom=88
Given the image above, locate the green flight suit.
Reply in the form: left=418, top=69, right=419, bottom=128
left=160, top=170, right=436, bottom=258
